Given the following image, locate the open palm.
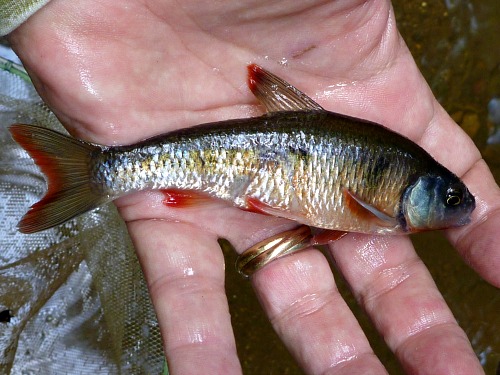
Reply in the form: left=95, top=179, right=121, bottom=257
left=9, top=0, right=499, bottom=374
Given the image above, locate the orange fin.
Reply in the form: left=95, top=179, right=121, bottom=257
left=311, top=230, right=347, bottom=245
left=9, top=124, right=106, bottom=233
left=247, top=64, right=323, bottom=113
left=244, top=196, right=308, bottom=223
left=161, top=189, right=212, bottom=208
left=343, top=188, right=397, bottom=226
left=244, top=197, right=273, bottom=215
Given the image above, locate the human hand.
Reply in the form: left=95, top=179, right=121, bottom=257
left=8, top=0, right=499, bottom=374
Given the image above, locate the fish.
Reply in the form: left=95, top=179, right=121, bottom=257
left=9, top=64, right=475, bottom=235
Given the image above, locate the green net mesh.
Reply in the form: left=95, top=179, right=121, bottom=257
left=0, top=47, right=166, bottom=374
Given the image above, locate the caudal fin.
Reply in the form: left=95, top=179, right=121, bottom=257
left=9, top=124, right=106, bottom=233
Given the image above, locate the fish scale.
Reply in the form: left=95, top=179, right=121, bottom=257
left=87, top=111, right=431, bottom=233
left=8, top=64, right=474, bottom=234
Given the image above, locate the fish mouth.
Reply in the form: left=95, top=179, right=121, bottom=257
left=455, top=192, right=476, bottom=227
left=445, top=200, right=475, bottom=228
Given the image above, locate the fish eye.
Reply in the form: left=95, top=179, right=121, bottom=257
left=446, top=187, right=463, bottom=206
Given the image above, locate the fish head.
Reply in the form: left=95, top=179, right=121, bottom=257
left=400, top=174, right=475, bottom=231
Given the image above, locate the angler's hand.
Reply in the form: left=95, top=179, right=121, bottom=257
left=9, top=0, right=498, bottom=374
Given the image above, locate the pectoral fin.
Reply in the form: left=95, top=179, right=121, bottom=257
left=343, top=189, right=398, bottom=227
left=247, top=64, right=323, bottom=112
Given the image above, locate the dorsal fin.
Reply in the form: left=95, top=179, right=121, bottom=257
left=247, top=64, right=323, bottom=113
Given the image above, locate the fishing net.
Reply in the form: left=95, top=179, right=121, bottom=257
left=0, top=46, right=166, bottom=374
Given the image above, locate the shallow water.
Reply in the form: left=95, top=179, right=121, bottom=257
left=225, top=1, right=500, bottom=374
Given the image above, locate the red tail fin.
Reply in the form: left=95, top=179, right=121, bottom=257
left=9, top=124, right=106, bottom=233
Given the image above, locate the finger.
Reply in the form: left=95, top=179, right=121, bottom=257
left=414, top=104, right=500, bottom=287
left=344, top=40, right=500, bottom=288
left=116, top=190, right=298, bottom=247
left=445, top=159, right=500, bottom=287
left=128, top=219, right=242, bottom=375
left=251, top=248, right=389, bottom=375
left=329, top=235, right=484, bottom=375
left=119, top=194, right=391, bottom=373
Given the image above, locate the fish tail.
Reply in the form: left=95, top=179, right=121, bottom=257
left=9, top=124, right=106, bottom=233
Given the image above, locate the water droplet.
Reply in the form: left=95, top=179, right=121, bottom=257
left=183, top=267, right=194, bottom=276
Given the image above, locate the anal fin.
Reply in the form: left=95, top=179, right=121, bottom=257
left=310, top=229, right=347, bottom=245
